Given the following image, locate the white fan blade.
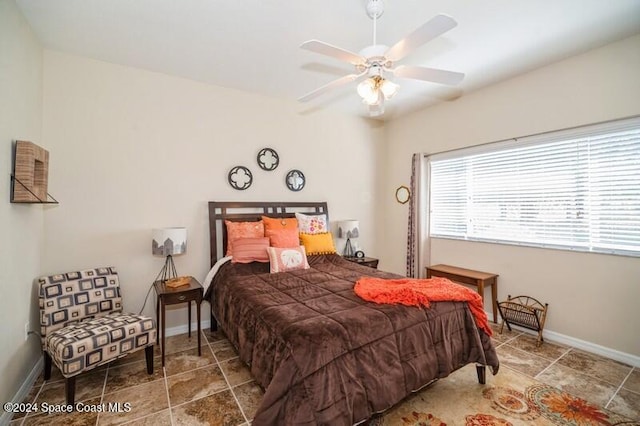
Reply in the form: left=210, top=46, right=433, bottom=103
left=385, top=14, right=457, bottom=62
left=297, top=72, right=366, bottom=102
left=301, top=40, right=365, bottom=65
left=394, top=65, right=464, bottom=85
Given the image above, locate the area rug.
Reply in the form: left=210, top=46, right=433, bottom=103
left=368, top=364, right=639, bottom=426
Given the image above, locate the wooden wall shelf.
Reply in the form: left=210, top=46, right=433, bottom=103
left=10, top=140, right=58, bottom=204
left=10, top=175, right=58, bottom=204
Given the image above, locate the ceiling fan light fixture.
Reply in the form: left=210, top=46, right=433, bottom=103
left=357, top=78, right=379, bottom=104
left=380, top=79, right=398, bottom=99
left=358, top=75, right=397, bottom=106
left=369, top=99, right=385, bottom=117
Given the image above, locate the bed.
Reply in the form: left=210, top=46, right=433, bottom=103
left=205, top=201, right=499, bottom=425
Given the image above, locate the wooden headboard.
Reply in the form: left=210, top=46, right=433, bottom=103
left=208, top=201, right=329, bottom=266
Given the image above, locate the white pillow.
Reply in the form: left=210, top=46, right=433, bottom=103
left=295, top=212, right=328, bottom=235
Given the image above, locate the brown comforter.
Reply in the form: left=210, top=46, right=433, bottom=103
left=206, top=254, right=499, bottom=425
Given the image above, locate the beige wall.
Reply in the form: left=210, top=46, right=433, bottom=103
left=41, top=50, right=385, bottom=329
left=382, top=34, right=640, bottom=356
left=0, top=0, right=44, bottom=406
left=3, top=1, right=639, bottom=405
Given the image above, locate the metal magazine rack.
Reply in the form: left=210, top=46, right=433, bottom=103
left=498, top=295, right=548, bottom=346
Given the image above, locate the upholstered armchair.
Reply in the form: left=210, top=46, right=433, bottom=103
left=39, top=267, right=156, bottom=404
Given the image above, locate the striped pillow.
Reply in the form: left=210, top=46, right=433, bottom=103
left=225, top=220, right=264, bottom=256
left=231, top=237, right=270, bottom=263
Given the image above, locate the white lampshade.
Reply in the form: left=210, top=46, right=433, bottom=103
left=357, top=78, right=379, bottom=105
left=152, top=227, right=187, bottom=256
left=380, top=79, right=399, bottom=99
left=337, top=220, right=360, bottom=239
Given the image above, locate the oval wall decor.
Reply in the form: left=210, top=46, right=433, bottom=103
left=285, top=169, right=306, bottom=192
left=228, top=166, right=253, bottom=190
left=257, top=148, right=279, bottom=171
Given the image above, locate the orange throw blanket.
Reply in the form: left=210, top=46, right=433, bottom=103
left=354, top=276, right=492, bottom=337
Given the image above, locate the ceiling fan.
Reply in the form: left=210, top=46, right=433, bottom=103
left=298, top=0, right=464, bottom=116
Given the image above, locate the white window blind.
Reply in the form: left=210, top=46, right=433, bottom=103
left=429, top=117, right=640, bottom=256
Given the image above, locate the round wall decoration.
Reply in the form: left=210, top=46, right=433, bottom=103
left=285, top=169, right=306, bottom=192
left=228, top=166, right=253, bottom=190
left=257, top=148, right=279, bottom=171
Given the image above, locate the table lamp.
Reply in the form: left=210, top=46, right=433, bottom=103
left=152, top=227, right=187, bottom=282
left=337, top=220, right=359, bottom=258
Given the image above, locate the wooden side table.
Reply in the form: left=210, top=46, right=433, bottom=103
left=345, top=256, right=379, bottom=269
left=154, top=276, right=203, bottom=367
left=426, top=264, right=499, bottom=323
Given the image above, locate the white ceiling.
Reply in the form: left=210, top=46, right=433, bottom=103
left=16, top=0, right=640, bottom=120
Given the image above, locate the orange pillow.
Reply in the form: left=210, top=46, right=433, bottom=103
left=269, top=229, right=300, bottom=248
left=262, top=216, right=299, bottom=246
left=225, top=220, right=264, bottom=256
left=231, top=237, right=269, bottom=263
left=299, top=232, right=337, bottom=255
left=266, top=246, right=310, bottom=273
left=262, top=216, right=298, bottom=232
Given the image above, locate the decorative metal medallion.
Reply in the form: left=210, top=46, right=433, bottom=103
left=228, top=166, right=253, bottom=190
left=285, top=169, right=305, bottom=192
left=257, top=148, right=279, bottom=171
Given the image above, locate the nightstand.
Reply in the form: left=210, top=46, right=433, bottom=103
left=154, top=276, right=203, bottom=367
left=345, top=256, right=379, bottom=269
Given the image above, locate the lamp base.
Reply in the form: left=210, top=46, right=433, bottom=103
left=157, top=255, right=178, bottom=283
left=343, top=238, right=355, bottom=258
left=165, top=276, right=190, bottom=288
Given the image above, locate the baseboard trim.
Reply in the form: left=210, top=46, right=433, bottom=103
left=490, top=311, right=640, bottom=367
left=164, top=319, right=212, bottom=338
left=542, top=329, right=640, bottom=368
left=1, top=357, right=43, bottom=426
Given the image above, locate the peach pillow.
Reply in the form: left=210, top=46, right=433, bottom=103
left=269, top=229, right=300, bottom=248
left=266, top=246, right=310, bottom=273
left=225, top=220, right=264, bottom=256
left=231, top=237, right=270, bottom=263
left=299, top=232, right=337, bottom=255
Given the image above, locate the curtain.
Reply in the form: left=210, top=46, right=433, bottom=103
left=406, top=153, right=420, bottom=277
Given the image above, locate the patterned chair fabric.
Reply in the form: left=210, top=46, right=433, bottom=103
left=39, top=267, right=156, bottom=379
left=46, top=312, right=156, bottom=377
left=39, top=267, right=123, bottom=349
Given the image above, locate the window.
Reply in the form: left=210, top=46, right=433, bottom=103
left=429, top=117, right=640, bottom=256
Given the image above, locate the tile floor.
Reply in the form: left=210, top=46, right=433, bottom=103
left=492, top=323, right=639, bottom=420
left=8, top=323, right=640, bottom=425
